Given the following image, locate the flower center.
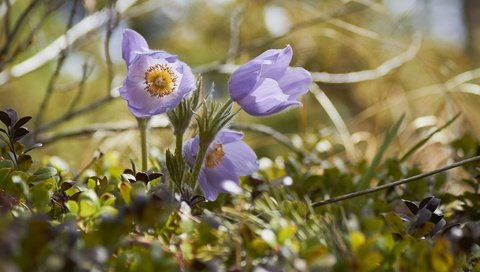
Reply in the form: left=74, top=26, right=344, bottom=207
left=144, top=64, right=178, bottom=97
left=205, top=144, right=225, bottom=169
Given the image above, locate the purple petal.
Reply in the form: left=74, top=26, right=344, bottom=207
left=183, top=137, right=199, bottom=166
left=278, top=67, right=312, bottom=99
left=198, top=171, right=219, bottom=201
left=228, top=46, right=293, bottom=102
left=200, top=159, right=239, bottom=201
left=258, top=45, right=292, bottom=79
left=228, top=61, right=261, bottom=101
left=175, top=62, right=196, bottom=97
left=120, top=54, right=190, bottom=117
left=236, top=78, right=290, bottom=116
left=223, top=141, right=259, bottom=176
left=214, top=129, right=244, bottom=145
left=122, top=29, right=149, bottom=66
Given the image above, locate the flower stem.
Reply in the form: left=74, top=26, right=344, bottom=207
left=175, top=132, right=183, bottom=157
left=191, top=145, right=208, bottom=191
left=136, top=117, right=150, bottom=172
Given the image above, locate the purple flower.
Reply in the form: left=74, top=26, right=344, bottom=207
left=183, top=129, right=259, bottom=201
left=120, top=29, right=195, bottom=117
left=228, top=45, right=312, bottom=116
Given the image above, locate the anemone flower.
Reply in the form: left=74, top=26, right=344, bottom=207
left=228, top=45, right=312, bottom=116
left=183, top=129, right=259, bottom=201
left=120, top=29, right=195, bottom=117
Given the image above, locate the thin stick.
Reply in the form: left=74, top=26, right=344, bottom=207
left=311, top=155, right=480, bottom=207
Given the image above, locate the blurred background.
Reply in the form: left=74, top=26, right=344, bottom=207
left=1, top=0, right=480, bottom=172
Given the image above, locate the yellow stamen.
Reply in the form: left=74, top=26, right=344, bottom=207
left=205, top=144, right=225, bottom=169
left=144, top=64, right=177, bottom=97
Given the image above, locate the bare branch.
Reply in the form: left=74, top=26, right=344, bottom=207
left=38, top=120, right=169, bottom=146
left=66, top=62, right=93, bottom=113
left=312, top=155, right=480, bottom=207
left=34, top=0, right=79, bottom=131
left=0, top=1, right=64, bottom=68
left=0, top=0, right=139, bottom=85
left=35, top=95, right=116, bottom=135
left=104, top=0, right=120, bottom=95
left=226, top=2, right=247, bottom=63
left=0, top=0, right=40, bottom=62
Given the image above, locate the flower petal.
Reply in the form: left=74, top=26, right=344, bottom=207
left=122, top=29, right=149, bottom=66
left=213, top=129, right=244, bottom=145
left=236, top=78, right=290, bottom=116
left=120, top=53, right=195, bottom=117
left=258, top=45, right=292, bottom=79
left=223, top=141, right=259, bottom=176
left=201, top=159, right=239, bottom=201
left=198, top=171, right=219, bottom=201
left=228, top=61, right=261, bottom=101
left=278, top=67, right=312, bottom=99
left=183, top=137, right=199, bottom=166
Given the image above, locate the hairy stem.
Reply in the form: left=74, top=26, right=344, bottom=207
left=136, top=117, right=150, bottom=172
left=312, top=155, right=480, bottom=207
left=191, top=145, right=207, bottom=191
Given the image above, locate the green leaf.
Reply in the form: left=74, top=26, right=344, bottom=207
left=65, top=200, right=79, bottom=215
left=411, top=221, right=435, bottom=238
left=119, top=181, right=132, bottom=205
left=384, top=212, right=405, bottom=234
left=17, top=154, right=32, bottom=171
left=278, top=225, right=297, bottom=244
left=0, top=168, right=11, bottom=187
left=31, top=186, right=51, bottom=211
left=30, top=167, right=57, bottom=182
left=79, top=197, right=97, bottom=217
left=357, top=114, right=404, bottom=190
left=0, top=160, right=14, bottom=169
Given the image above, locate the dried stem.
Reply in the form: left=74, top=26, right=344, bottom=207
left=34, top=0, right=79, bottom=132
left=105, top=0, right=119, bottom=95
left=0, top=0, right=40, bottom=63
left=311, top=155, right=480, bottom=207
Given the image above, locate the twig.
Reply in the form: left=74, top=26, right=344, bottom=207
left=38, top=122, right=140, bottom=146
left=34, top=0, right=79, bottom=131
left=226, top=2, right=246, bottom=62
left=104, top=0, right=119, bottom=95
left=1, top=0, right=12, bottom=38
left=35, top=95, right=115, bottom=135
left=0, top=0, right=40, bottom=64
left=0, top=0, right=139, bottom=85
left=66, top=61, right=93, bottom=113
left=0, top=1, right=64, bottom=69
left=311, top=155, right=480, bottom=207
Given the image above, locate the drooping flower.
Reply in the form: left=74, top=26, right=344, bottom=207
left=183, top=129, right=259, bottom=201
left=119, top=29, right=195, bottom=117
left=228, top=45, right=312, bottom=116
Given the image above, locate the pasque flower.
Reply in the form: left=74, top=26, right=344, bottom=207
left=228, top=45, right=312, bottom=116
left=183, top=129, right=259, bottom=201
left=120, top=29, right=195, bottom=117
